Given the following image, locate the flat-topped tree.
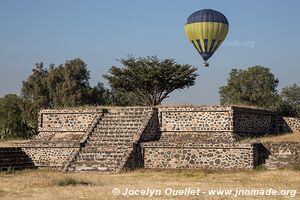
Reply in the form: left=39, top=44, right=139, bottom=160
left=104, top=56, right=198, bottom=106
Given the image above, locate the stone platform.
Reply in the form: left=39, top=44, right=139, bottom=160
left=13, top=105, right=300, bottom=172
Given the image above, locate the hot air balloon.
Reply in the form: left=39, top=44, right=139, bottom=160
left=184, top=9, right=229, bottom=67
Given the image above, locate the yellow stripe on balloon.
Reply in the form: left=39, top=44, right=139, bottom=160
left=185, top=22, right=228, bottom=53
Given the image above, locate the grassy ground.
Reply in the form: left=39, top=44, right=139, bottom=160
left=0, top=168, right=299, bottom=200
left=0, top=134, right=299, bottom=199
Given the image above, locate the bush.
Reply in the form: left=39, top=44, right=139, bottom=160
left=292, top=163, right=300, bottom=171
left=275, top=101, right=298, bottom=117
left=55, top=177, right=91, bottom=186
left=254, top=164, right=266, bottom=171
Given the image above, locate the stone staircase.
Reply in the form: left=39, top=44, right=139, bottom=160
left=263, top=142, right=300, bottom=170
left=264, top=152, right=299, bottom=170
left=0, top=147, right=35, bottom=171
left=68, top=108, right=153, bottom=172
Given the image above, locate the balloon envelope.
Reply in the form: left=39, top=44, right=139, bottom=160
left=185, top=9, right=229, bottom=62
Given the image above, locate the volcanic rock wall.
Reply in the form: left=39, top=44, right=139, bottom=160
left=20, top=108, right=104, bottom=167
left=16, top=105, right=300, bottom=171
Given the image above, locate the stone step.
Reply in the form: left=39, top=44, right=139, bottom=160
left=87, top=135, right=133, bottom=141
left=85, top=141, right=131, bottom=147
left=92, top=130, right=136, bottom=134
left=75, top=160, right=119, bottom=166
left=80, top=145, right=128, bottom=152
left=73, top=161, right=119, bottom=172
left=84, top=142, right=133, bottom=147
left=272, top=152, right=295, bottom=155
left=101, top=115, right=148, bottom=119
left=109, top=108, right=152, bottom=112
left=79, top=147, right=126, bottom=155
left=264, top=161, right=276, bottom=165
left=76, top=155, right=124, bottom=162
left=79, top=149, right=127, bottom=155
left=86, top=140, right=133, bottom=146
left=264, top=165, right=277, bottom=170
left=98, top=123, right=144, bottom=128
left=267, top=155, right=278, bottom=160
left=87, top=141, right=133, bottom=146
left=106, top=112, right=150, bottom=116
left=100, top=119, right=145, bottom=123
left=264, top=155, right=298, bottom=170
left=267, top=155, right=298, bottom=163
left=95, top=126, right=141, bottom=130
left=93, top=131, right=139, bottom=135
left=78, top=152, right=125, bottom=157
left=101, top=117, right=145, bottom=121
left=92, top=130, right=135, bottom=134
left=86, top=137, right=134, bottom=142
left=103, top=116, right=147, bottom=121
left=96, top=124, right=144, bottom=129
left=77, top=152, right=124, bottom=158
left=74, top=166, right=116, bottom=172
left=88, top=132, right=133, bottom=137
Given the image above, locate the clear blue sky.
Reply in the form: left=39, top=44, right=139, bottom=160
left=0, top=0, right=299, bottom=104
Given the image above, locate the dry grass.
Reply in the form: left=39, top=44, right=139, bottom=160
left=1, top=133, right=300, bottom=199
left=0, top=169, right=299, bottom=200
left=243, top=132, right=300, bottom=143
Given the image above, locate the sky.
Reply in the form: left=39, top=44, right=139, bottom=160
left=0, top=0, right=299, bottom=105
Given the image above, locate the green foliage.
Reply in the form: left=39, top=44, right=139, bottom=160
left=21, top=63, right=50, bottom=107
left=55, top=177, right=91, bottom=186
left=275, top=100, right=298, bottom=117
left=109, top=89, right=143, bottom=106
left=254, top=164, right=266, bottom=171
left=292, top=163, right=300, bottom=171
left=22, top=59, right=107, bottom=109
left=0, top=94, right=34, bottom=140
left=219, top=66, right=279, bottom=109
left=86, top=82, right=111, bottom=106
left=46, top=59, right=91, bottom=107
left=279, top=84, right=300, bottom=117
left=20, top=58, right=111, bottom=132
left=104, top=56, right=198, bottom=106
left=281, top=83, right=300, bottom=105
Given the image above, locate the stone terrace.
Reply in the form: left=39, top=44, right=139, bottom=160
left=18, top=107, right=159, bottom=172
left=141, top=105, right=299, bottom=170
left=13, top=105, right=300, bottom=172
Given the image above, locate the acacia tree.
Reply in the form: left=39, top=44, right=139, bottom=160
left=104, top=56, right=198, bottom=106
left=219, top=66, right=279, bottom=108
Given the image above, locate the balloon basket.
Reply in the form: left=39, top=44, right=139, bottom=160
left=203, top=62, right=209, bottom=67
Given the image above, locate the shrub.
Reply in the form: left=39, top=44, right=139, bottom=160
left=55, top=177, right=91, bottom=186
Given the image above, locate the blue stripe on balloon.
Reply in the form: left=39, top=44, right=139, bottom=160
left=186, top=9, right=228, bottom=25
